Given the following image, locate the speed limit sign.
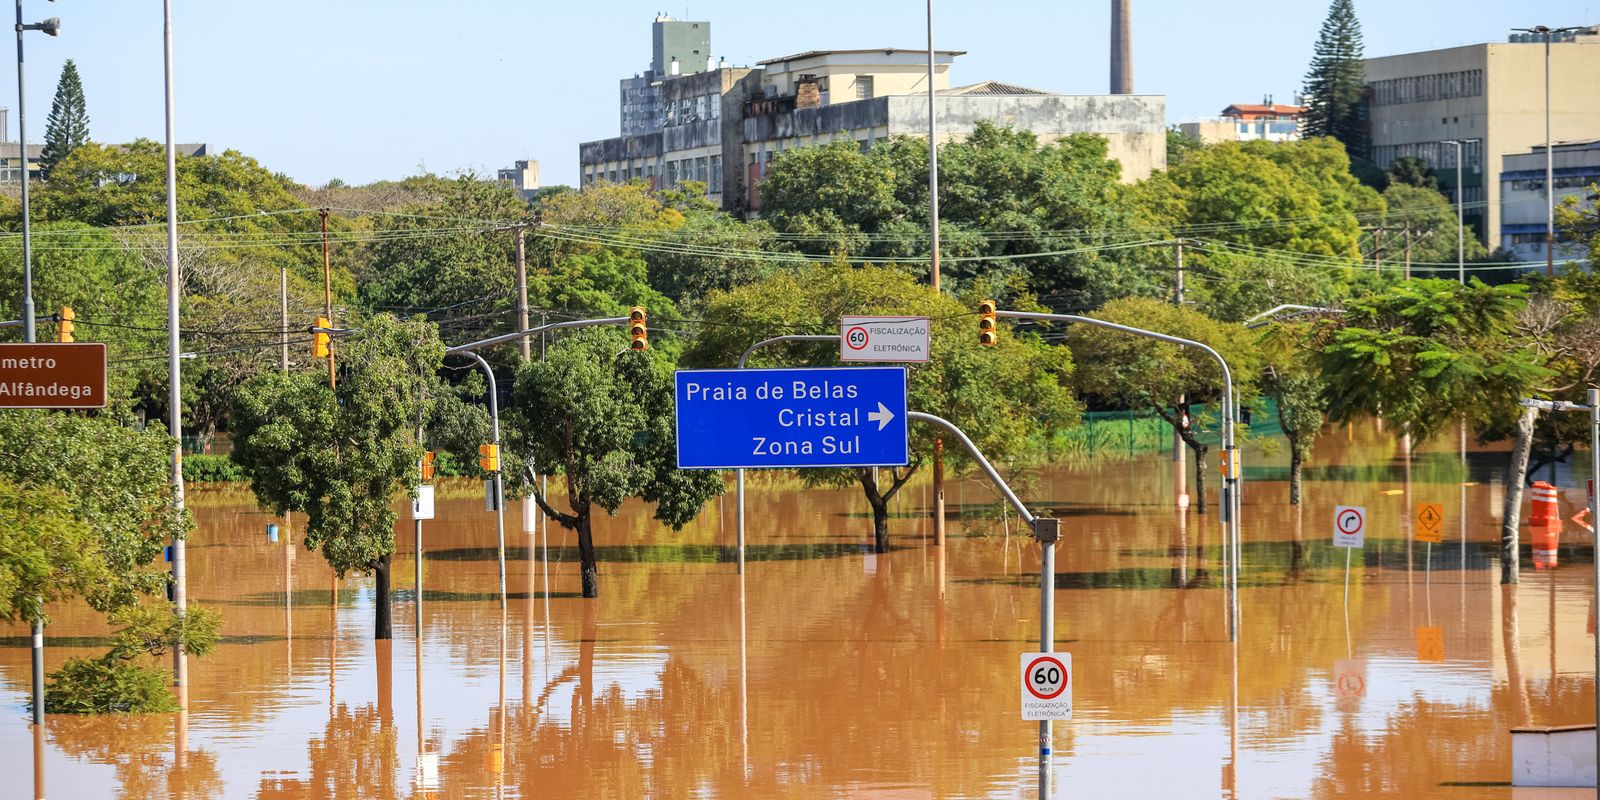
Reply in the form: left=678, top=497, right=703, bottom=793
left=1020, top=652, right=1072, bottom=720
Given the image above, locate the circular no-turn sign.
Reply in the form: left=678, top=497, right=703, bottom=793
left=1333, top=505, right=1366, bottom=548
left=844, top=326, right=870, bottom=351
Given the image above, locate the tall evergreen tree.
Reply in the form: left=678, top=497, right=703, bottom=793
left=1302, top=0, right=1366, bottom=158
left=40, top=59, right=89, bottom=179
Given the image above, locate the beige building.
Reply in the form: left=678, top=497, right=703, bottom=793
left=1363, top=25, right=1600, bottom=251
left=580, top=23, right=1166, bottom=216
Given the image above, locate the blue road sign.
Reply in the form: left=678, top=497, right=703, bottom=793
left=675, top=367, right=909, bottom=469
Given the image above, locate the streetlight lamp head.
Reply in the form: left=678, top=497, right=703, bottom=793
left=39, top=18, right=59, bottom=36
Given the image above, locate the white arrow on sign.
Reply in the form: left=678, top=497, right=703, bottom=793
left=866, top=402, right=895, bottom=431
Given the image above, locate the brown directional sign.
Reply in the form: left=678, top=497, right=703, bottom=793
left=0, top=343, right=107, bottom=409
left=1414, top=502, right=1444, bottom=544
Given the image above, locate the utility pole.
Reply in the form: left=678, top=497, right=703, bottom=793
left=319, top=208, right=336, bottom=388
left=280, top=265, right=289, bottom=372
left=515, top=225, right=531, bottom=361
left=514, top=224, right=538, bottom=541
left=1173, top=240, right=1186, bottom=500
left=162, top=0, right=188, bottom=697
left=927, top=0, right=946, bottom=547
left=1403, top=221, right=1413, bottom=281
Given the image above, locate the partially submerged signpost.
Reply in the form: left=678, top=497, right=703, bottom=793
left=674, top=352, right=1065, bottom=800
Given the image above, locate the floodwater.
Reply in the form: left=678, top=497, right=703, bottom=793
left=1, top=422, right=1595, bottom=799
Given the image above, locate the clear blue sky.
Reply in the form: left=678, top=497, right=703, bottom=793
left=17, top=0, right=1595, bottom=188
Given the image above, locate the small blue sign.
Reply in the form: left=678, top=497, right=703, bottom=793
left=675, top=367, right=909, bottom=469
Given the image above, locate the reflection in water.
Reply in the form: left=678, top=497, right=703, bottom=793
left=1, top=423, right=1596, bottom=798
left=31, top=719, right=42, bottom=800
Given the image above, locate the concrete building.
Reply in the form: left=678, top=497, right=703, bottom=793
left=1500, top=139, right=1599, bottom=263
left=497, top=159, right=540, bottom=200
left=1363, top=24, right=1600, bottom=251
left=580, top=23, right=1167, bottom=216
left=621, top=15, right=713, bottom=137
left=1180, top=99, right=1305, bottom=144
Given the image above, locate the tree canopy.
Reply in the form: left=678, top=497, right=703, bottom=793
left=510, top=328, right=723, bottom=597
left=40, top=59, right=90, bottom=179
left=1302, top=0, right=1367, bottom=156
left=231, top=313, right=445, bottom=638
left=683, top=264, right=1079, bottom=549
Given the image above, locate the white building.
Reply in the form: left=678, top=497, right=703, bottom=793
left=1500, top=139, right=1599, bottom=264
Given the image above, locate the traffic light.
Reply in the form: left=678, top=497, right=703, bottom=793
left=978, top=300, right=998, bottom=346
left=57, top=307, right=74, bottom=342
left=1219, top=448, right=1241, bottom=480
left=629, top=306, right=648, bottom=351
left=420, top=451, right=436, bottom=482
left=312, top=316, right=331, bottom=359
left=478, top=443, right=500, bottom=473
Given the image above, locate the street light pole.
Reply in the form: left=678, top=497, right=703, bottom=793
left=15, top=0, right=59, bottom=730
left=1521, top=392, right=1600, bottom=769
left=1514, top=25, right=1580, bottom=274
left=1442, top=140, right=1468, bottom=284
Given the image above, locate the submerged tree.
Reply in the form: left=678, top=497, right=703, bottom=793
left=1317, top=279, right=1547, bottom=583
left=1258, top=320, right=1334, bottom=505
left=0, top=411, right=216, bottom=712
left=1070, top=297, right=1262, bottom=514
left=232, top=314, right=444, bottom=637
left=510, top=328, right=722, bottom=598
left=683, top=264, right=1078, bottom=552
left=1302, top=0, right=1367, bottom=157
left=40, top=59, right=90, bottom=179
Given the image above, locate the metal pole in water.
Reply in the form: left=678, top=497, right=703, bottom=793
left=1036, top=517, right=1058, bottom=800
left=1589, top=387, right=1599, bottom=769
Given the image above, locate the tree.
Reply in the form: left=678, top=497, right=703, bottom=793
left=231, top=314, right=445, bottom=638
left=1556, top=183, right=1600, bottom=266
left=1316, top=279, right=1548, bottom=584
left=758, top=125, right=1175, bottom=309
left=1384, top=156, right=1437, bottom=191
left=682, top=264, right=1079, bottom=551
left=1069, top=297, right=1262, bottom=514
left=357, top=174, right=530, bottom=337
left=509, top=328, right=722, bottom=598
left=1302, top=0, right=1367, bottom=157
left=40, top=59, right=89, bottom=179
left=1380, top=183, right=1491, bottom=268
left=0, top=411, right=215, bottom=711
left=1258, top=321, right=1333, bottom=504
left=1319, top=279, right=1544, bottom=442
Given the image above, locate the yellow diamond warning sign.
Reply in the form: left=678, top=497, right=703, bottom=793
left=1414, top=502, right=1444, bottom=544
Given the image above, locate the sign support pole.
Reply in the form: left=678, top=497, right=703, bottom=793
left=732, top=334, right=840, bottom=572
left=1590, top=387, right=1599, bottom=770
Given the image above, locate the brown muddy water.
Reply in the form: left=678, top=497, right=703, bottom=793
left=1, top=423, right=1595, bottom=799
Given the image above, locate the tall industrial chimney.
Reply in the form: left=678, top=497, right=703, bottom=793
left=1110, top=0, right=1132, bottom=94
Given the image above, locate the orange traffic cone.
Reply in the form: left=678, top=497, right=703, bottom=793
left=1529, top=481, right=1562, bottom=569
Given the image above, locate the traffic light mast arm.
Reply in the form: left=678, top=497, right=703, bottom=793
left=737, top=335, right=840, bottom=368
left=445, top=316, right=631, bottom=355
left=907, top=410, right=1037, bottom=527
left=993, top=308, right=1237, bottom=456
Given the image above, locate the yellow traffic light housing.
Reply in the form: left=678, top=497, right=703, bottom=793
left=978, top=300, right=998, bottom=346
left=478, top=443, right=500, bottom=473
left=420, top=451, right=436, bottom=482
left=629, top=306, right=648, bottom=351
left=57, top=307, right=74, bottom=342
left=312, top=316, right=331, bottom=359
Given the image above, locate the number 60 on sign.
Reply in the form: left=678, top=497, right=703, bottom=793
left=1020, top=652, right=1072, bottom=720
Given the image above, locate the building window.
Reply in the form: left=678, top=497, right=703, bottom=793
left=855, top=76, right=874, bottom=100
left=1370, top=69, right=1484, bottom=107
left=710, top=155, right=722, bottom=190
